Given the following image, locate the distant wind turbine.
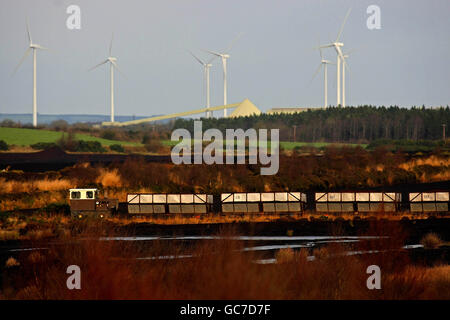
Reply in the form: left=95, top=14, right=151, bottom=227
left=311, top=49, right=334, bottom=108
left=189, top=51, right=214, bottom=118
left=13, top=20, right=48, bottom=127
left=205, top=33, right=243, bottom=117
left=316, top=8, right=351, bottom=107
left=89, top=34, right=124, bottom=123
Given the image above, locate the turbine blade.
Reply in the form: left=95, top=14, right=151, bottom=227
left=317, top=36, right=323, bottom=59
left=335, top=8, right=352, bottom=42
left=88, top=60, right=108, bottom=71
left=34, top=44, right=48, bottom=50
left=188, top=50, right=205, bottom=66
left=309, top=63, right=323, bottom=85
left=12, top=48, right=31, bottom=76
left=312, top=44, right=333, bottom=50
left=342, top=57, right=351, bottom=74
left=343, top=46, right=360, bottom=56
left=204, top=49, right=222, bottom=57
left=111, top=61, right=127, bottom=78
left=109, top=33, right=114, bottom=56
left=26, top=18, right=32, bottom=44
left=224, top=32, right=243, bottom=53
left=207, top=54, right=217, bottom=64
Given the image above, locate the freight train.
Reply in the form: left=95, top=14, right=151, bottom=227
left=69, top=188, right=449, bottom=218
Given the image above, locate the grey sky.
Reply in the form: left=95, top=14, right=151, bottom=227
left=0, top=0, right=449, bottom=117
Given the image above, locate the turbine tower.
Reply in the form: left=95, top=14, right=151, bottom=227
left=311, top=49, right=333, bottom=108
left=13, top=20, right=48, bottom=127
left=205, top=33, right=242, bottom=117
left=189, top=51, right=214, bottom=118
left=341, top=50, right=354, bottom=108
left=89, top=34, right=124, bottom=123
left=342, top=53, right=349, bottom=108
left=317, top=8, right=351, bottom=107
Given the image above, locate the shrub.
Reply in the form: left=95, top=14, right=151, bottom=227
left=276, top=247, right=295, bottom=263
left=75, top=141, right=106, bottom=153
left=101, top=130, right=116, bottom=140
left=420, top=233, right=442, bottom=249
left=0, top=140, right=9, bottom=151
left=110, top=144, right=125, bottom=153
left=144, top=139, right=163, bottom=153
left=57, top=132, right=78, bottom=151
left=30, top=142, right=57, bottom=150
left=0, top=119, right=16, bottom=127
left=5, top=257, right=20, bottom=268
left=49, top=120, right=69, bottom=131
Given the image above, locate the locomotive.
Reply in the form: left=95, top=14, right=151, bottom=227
left=69, top=188, right=118, bottom=218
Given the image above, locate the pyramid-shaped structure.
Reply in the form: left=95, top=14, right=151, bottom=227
left=229, top=99, right=261, bottom=118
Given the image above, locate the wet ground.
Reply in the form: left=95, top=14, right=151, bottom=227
left=1, top=218, right=449, bottom=269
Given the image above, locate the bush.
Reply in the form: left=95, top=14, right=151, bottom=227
left=0, top=119, right=16, bottom=128
left=275, top=248, right=295, bottom=263
left=110, top=144, right=125, bottom=153
left=30, top=142, right=57, bottom=150
left=49, top=120, right=69, bottom=131
left=101, top=130, right=117, bottom=140
left=0, top=140, right=9, bottom=151
left=57, top=132, right=78, bottom=151
left=144, top=139, right=163, bottom=153
left=75, top=141, right=106, bottom=153
left=420, top=233, right=442, bottom=249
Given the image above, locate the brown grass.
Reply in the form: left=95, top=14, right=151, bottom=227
left=1, top=224, right=448, bottom=300
left=0, top=191, right=66, bottom=211
left=0, top=230, right=19, bottom=240
left=399, top=155, right=450, bottom=170
left=420, top=233, right=443, bottom=249
left=96, top=168, right=123, bottom=188
left=0, top=178, right=71, bottom=194
left=5, top=257, right=20, bottom=268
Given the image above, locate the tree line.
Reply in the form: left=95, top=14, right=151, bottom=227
left=173, top=106, right=450, bottom=143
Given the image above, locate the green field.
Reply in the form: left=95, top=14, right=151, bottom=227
left=162, top=139, right=366, bottom=150
left=0, top=127, right=141, bottom=147
left=279, top=141, right=367, bottom=150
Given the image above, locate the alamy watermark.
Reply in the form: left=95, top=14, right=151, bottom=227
left=66, top=5, right=81, bottom=30
left=366, top=265, right=381, bottom=289
left=366, top=5, right=381, bottom=30
left=66, top=265, right=81, bottom=290
left=170, top=121, right=279, bottom=175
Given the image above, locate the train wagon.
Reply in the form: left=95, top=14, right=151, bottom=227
left=315, top=192, right=402, bottom=213
left=69, top=188, right=119, bottom=218
left=409, top=191, right=449, bottom=213
left=221, top=192, right=307, bottom=214
left=127, top=193, right=213, bottom=215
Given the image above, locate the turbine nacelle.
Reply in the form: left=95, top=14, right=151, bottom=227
left=29, top=43, right=47, bottom=50
left=108, top=57, right=117, bottom=62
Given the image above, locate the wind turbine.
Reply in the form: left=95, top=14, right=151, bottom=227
left=89, top=34, right=124, bottom=123
left=189, top=51, right=214, bottom=118
left=311, top=49, right=334, bottom=108
left=341, top=49, right=355, bottom=108
left=205, top=33, right=243, bottom=117
left=317, top=8, right=351, bottom=107
left=13, top=20, right=48, bottom=127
